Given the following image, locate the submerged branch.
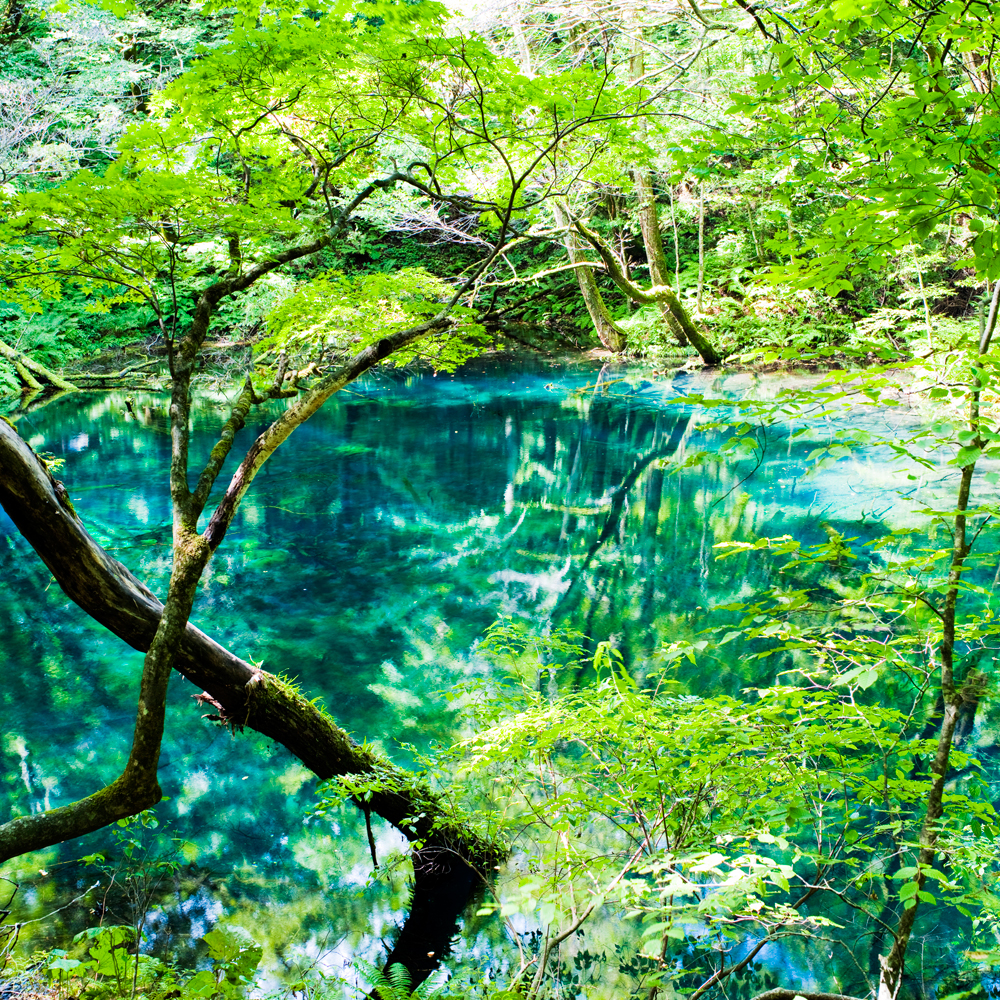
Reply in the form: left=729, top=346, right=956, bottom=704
left=68, top=358, right=164, bottom=382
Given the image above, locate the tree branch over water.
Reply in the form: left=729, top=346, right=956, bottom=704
left=0, top=417, right=501, bottom=870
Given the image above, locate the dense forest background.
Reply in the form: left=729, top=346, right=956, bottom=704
left=0, top=0, right=990, bottom=380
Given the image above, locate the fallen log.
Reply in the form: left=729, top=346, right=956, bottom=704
left=0, top=339, right=78, bottom=392
left=68, top=358, right=164, bottom=381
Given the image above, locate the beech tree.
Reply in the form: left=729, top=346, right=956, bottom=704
left=0, top=0, right=652, bottom=864
left=470, top=0, right=728, bottom=360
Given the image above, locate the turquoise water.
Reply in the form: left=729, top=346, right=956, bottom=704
left=1, top=355, right=995, bottom=992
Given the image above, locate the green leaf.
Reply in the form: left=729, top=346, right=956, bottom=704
left=184, top=970, right=221, bottom=997
left=47, top=958, right=83, bottom=973
left=954, top=446, right=982, bottom=467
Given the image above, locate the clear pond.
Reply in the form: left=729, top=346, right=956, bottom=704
left=2, top=354, right=997, bottom=994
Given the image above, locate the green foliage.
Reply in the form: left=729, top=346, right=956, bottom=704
left=0, top=0, right=993, bottom=375
left=198, top=927, right=264, bottom=997
left=259, top=267, right=488, bottom=374
left=617, top=306, right=689, bottom=356
left=32, top=810, right=263, bottom=999
left=42, top=923, right=264, bottom=999
left=0, top=0, right=230, bottom=185
left=0, top=877, right=16, bottom=975
left=721, top=0, right=1000, bottom=289
left=0, top=359, right=19, bottom=395
left=438, top=592, right=998, bottom=993
left=0, top=0, right=657, bottom=386
left=353, top=960, right=448, bottom=1000
left=7, top=0, right=1000, bottom=995
left=419, top=341, right=1000, bottom=993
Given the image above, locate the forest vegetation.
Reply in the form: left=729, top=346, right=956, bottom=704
left=1, top=0, right=1000, bottom=997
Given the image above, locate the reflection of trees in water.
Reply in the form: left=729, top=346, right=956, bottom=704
left=371, top=386, right=819, bottom=684
left=1, top=369, right=930, bottom=987
left=381, top=850, right=482, bottom=989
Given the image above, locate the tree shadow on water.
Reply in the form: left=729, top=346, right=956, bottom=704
left=377, top=846, right=483, bottom=992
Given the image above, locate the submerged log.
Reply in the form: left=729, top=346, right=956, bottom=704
left=0, top=417, right=502, bottom=871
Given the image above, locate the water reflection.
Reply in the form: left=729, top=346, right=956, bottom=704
left=0, top=354, right=989, bottom=992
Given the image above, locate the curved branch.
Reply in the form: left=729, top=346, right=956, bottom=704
left=0, top=419, right=501, bottom=868
left=572, top=219, right=722, bottom=364
left=203, top=318, right=450, bottom=549
left=551, top=199, right=627, bottom=352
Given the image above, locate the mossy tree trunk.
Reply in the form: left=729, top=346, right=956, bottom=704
left=552, top=198, right=628, bottom=353
left=626, top=19, right=690, bottom=350
left=571, top=218, right=722, bottom=365
left=0, top=338, right=78, bottom=392
left=633, top=172, right=689, bottom=347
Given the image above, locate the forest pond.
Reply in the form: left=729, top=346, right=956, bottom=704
left=2, top=354, right=998, bottom=995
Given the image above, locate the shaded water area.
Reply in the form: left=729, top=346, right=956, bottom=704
left=2, top=354, right=1000, bottom=995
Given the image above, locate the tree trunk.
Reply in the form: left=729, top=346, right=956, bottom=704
left=668, top=186, right=682, bottom=294
left=552, top=199, right=627, bottom=353
left=633, top=172, right=689, bottom=347
left=570, top=218, right=722, bottom=364
left=633, top=173, right=670, bottom=291
left=511, top=5, right=533, bottom=77
left=626, top=20, right=688, bottom=349
left=0, top=417, right=500, bottom=868
left=0, top=175, right=474, bottom=866
left=697, top=182, right=706, bottom=313
left=0, top=525, right=210, bottom=861
left=876, top=472, right=969, bottom=999
left=0, top=0, right=26, bottom=38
